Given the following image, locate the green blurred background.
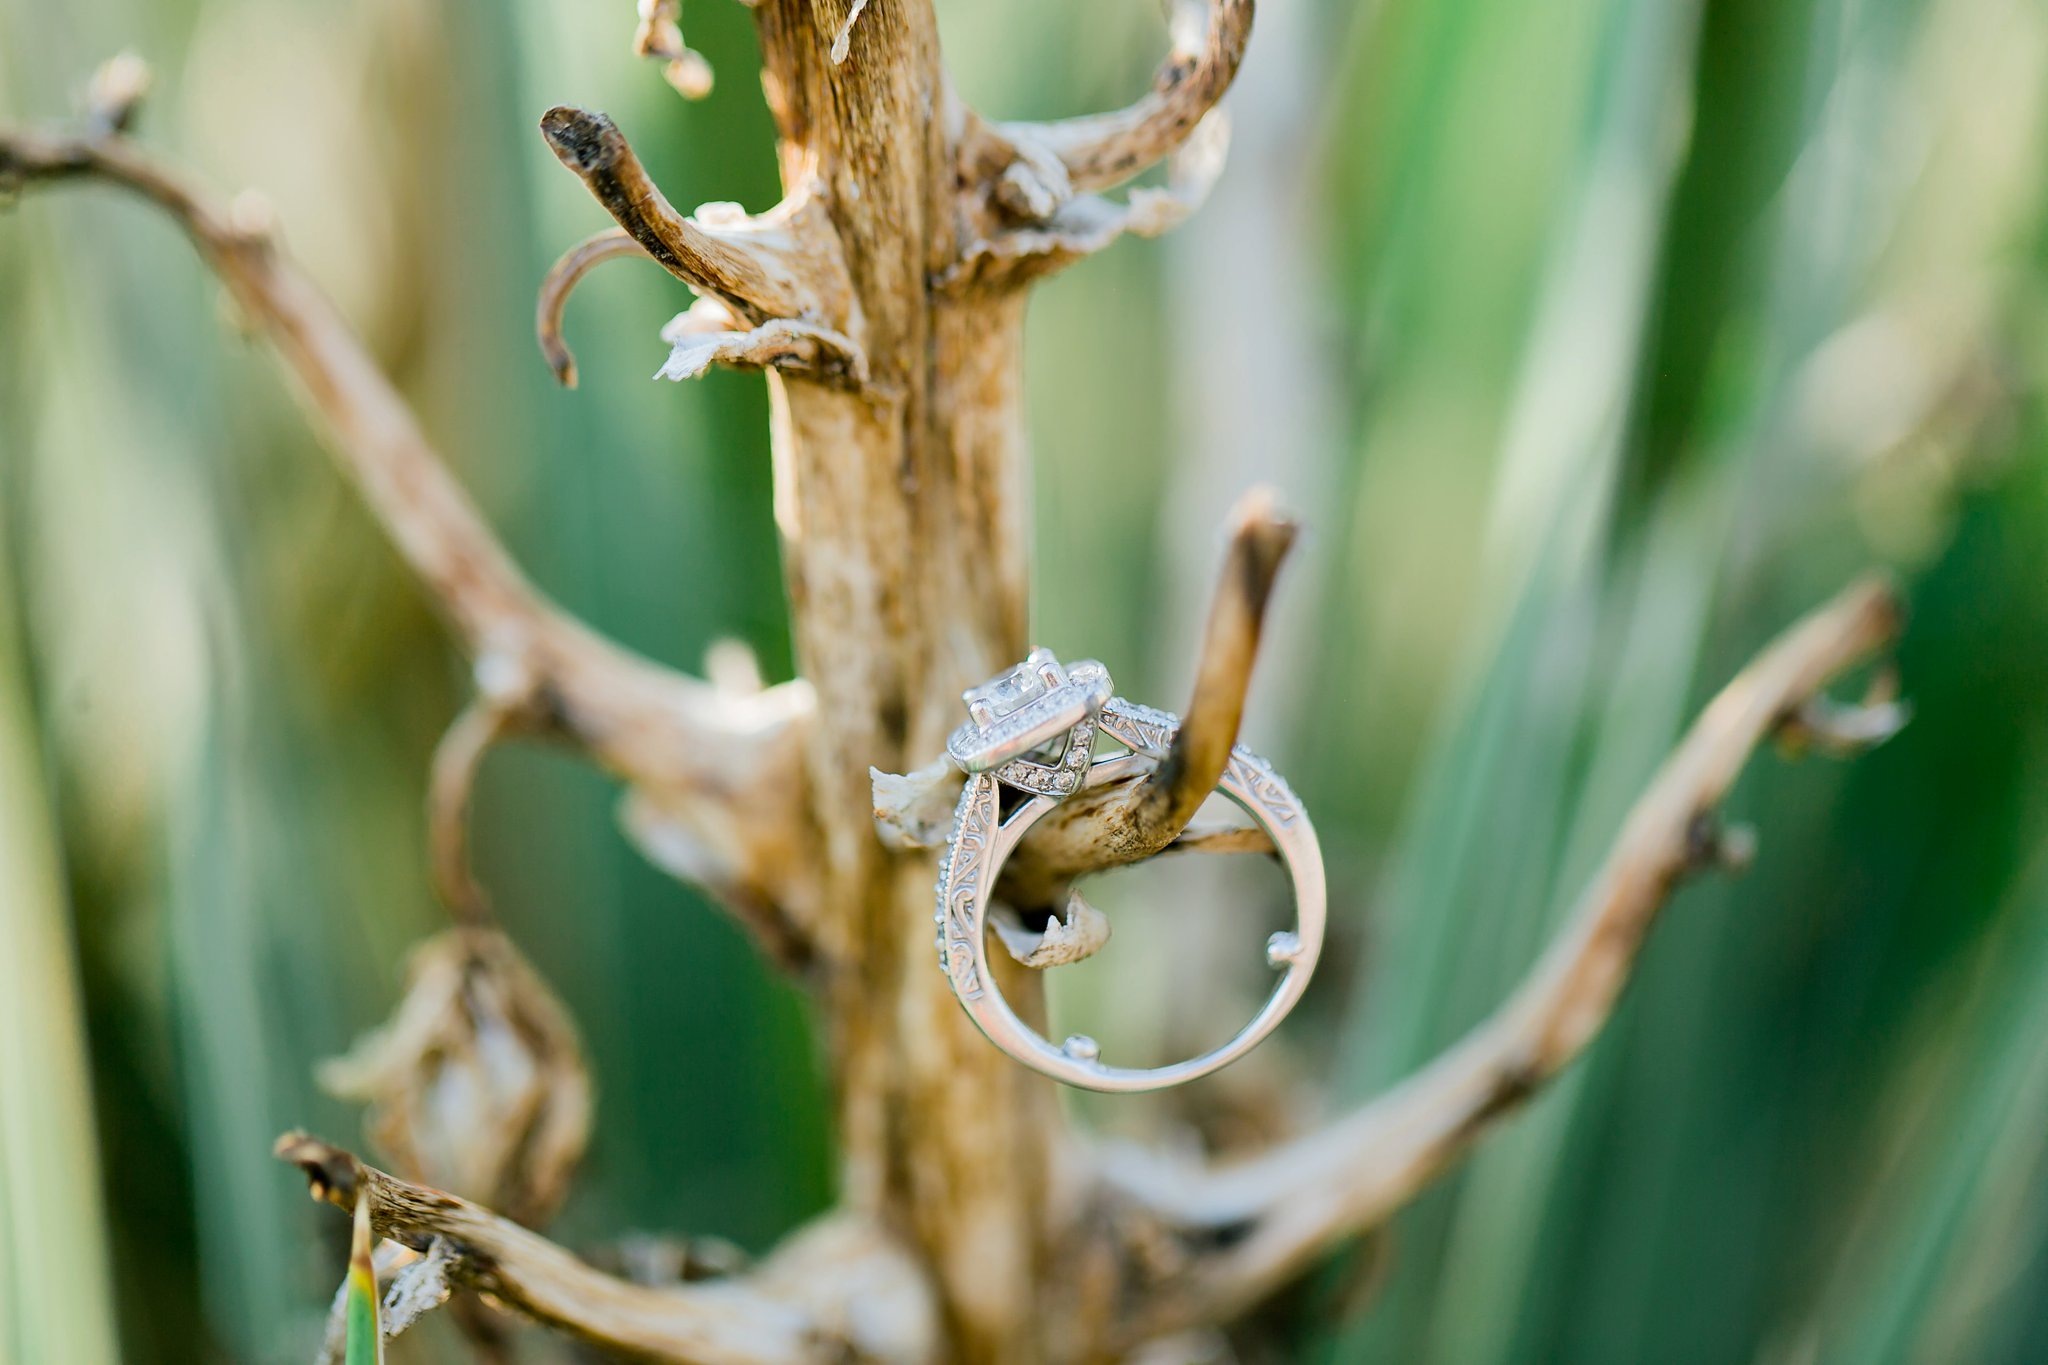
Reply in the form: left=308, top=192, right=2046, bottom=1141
left=5, top=0, right=2048, bottom=1359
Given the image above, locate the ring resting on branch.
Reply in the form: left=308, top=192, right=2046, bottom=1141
left=0, top=3, right=1910, bottom=1359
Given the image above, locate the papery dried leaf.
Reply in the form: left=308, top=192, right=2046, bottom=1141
left=992, top=889, right=1112, bottom=968
left=320, top=928, right=591, bottom=1226
left=654, top=298, right=866, bottom=384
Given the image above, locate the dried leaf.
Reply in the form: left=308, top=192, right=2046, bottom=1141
left=992, top=889, right=1112, bottom=968
left=320, top=928, right=591, bottom=1227
left=654, top=298, right=866, bottom=384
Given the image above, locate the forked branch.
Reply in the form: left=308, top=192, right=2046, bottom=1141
left=276, top=1135, right=934, bottom=1365
left=0, top=108, right=822, bottom=964
left=1099, top=576, right=1907, bottom=1342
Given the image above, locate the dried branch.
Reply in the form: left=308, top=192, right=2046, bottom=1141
left=0, top=109, right=823, bottom=963
left=998, top=487, right=1298, bottom=906
left=1161, top=822, right=1275, bottom=858
left=276, top=1135, right=936, bottom=1365
left=536, top=227, right=648, bottom=387
left=1001, top=0, right=1252, bottom=195
left=1096, top=576, right=1906, bottom=1341
left=539, top=107, right=854, bottom=332
left=428, top=699, right=529, bottom=926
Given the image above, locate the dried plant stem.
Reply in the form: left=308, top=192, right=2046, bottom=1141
left=277, top=1136, right=934, bottom=1364
left=0, top=125, right=822, bottom=956
left=1097, top=577, right=1906, bottom=1343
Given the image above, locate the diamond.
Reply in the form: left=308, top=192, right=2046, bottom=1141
left=963, top=651, right=1059, bottom=722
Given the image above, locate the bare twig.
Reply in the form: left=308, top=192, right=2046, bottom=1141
left=539, top=107, right=852, bottom=330
left=276, top=1135, right=936, bottom=1365
left=428, top=699, right=530, bottom=926
left=999, top=488, right=1297, bottom=904
left=0, top=115, right=823, bottom=961
left=1096, top=576, right=1906, bottom=1340
left=1127, top=488, right=1298, bottom=840
left=1000, top=0, right=1252, bottom=195
left=1161, top=822, right=1275, bottom=858
left=536, top=227, right=648, bottom=387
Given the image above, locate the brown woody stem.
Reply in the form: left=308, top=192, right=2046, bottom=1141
left=1098, top=576, right=1906, bottom=1342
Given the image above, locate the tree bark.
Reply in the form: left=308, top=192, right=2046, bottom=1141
left=750, top=6, right=1054, bottom=1357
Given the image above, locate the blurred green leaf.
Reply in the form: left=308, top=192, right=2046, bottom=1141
left=342, top=1199, right=380, bottom=1365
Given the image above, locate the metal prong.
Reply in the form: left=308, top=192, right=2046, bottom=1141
left=1266, top=931, right=1302, bottom=969
left=1029, top=647, right=1066, bottom=690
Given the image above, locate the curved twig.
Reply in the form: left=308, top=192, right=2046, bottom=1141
left=428, top=699, right=532, bottom=926
left=1000, top=0, right=1252, bottom=195
left=0, top=114, right=823, bottom=964
left=998, top=487, right=1297, bottom=905
left=1095, top=576, right=1907, bottom=1342
left=276, top=1135, right=936, bottom=1365
left=536, top=227, right=649, bottom=387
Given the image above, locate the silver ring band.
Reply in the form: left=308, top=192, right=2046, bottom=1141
left=935, top=695, right=1326, bottom=1093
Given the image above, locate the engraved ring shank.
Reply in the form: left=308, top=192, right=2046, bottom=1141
left=935, top=698, right=1326, bottom=1093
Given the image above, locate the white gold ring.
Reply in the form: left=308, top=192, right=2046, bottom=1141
left=935, top=651, right=1326, bottom=1092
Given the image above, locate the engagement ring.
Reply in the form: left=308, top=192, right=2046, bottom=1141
left=934, top=650, right=1326, bottom=1092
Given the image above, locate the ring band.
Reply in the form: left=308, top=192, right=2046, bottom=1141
left=935, top=660, right=1326, bottom=1093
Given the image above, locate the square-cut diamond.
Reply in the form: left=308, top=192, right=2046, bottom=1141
left=965, top=662, right=1050, bottom=719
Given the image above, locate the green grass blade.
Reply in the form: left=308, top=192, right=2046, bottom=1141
left=344, top=1196, right=382, bottom=1365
